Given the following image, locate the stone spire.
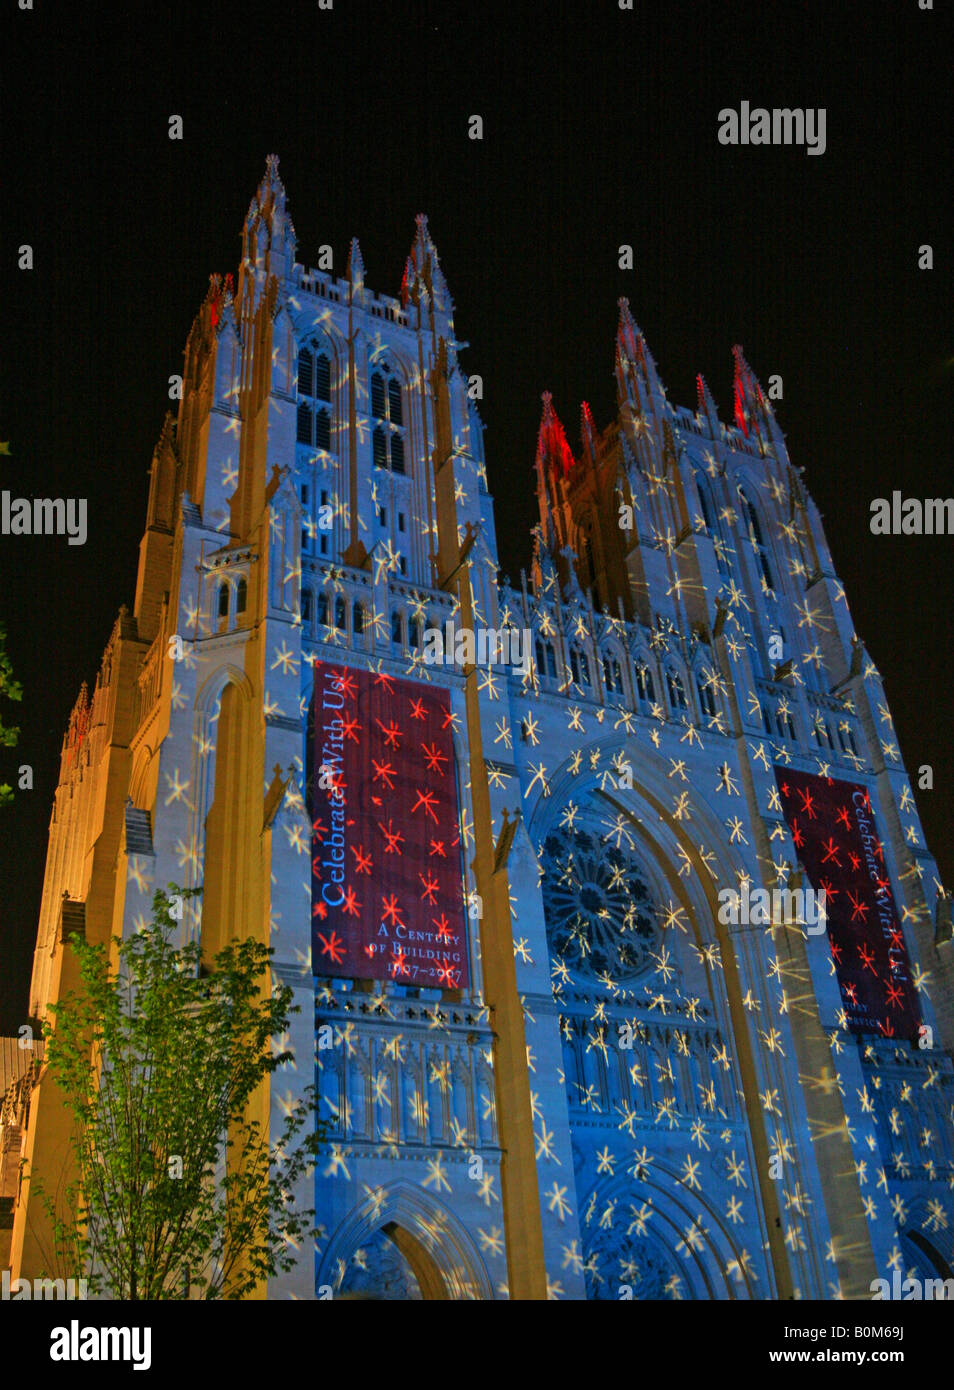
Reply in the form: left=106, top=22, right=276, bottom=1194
left=580, top=400, right=599, bottom=466
left=237, top=154, right=297, bottom=305
left=696, top=372, right=718, bottom=421
left=614, top=297, right=663, bottom=411
left=346, top=236, right=365, bottom=294
left=403, top=213, right=452, bottom=315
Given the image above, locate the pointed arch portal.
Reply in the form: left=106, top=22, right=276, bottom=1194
left=318, top=1182, right=493, bottom=1300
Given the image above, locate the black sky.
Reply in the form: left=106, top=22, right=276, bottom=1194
left=1, top=0, right=951, bottom=1031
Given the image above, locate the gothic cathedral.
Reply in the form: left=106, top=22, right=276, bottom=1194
left=8, top=157, right=954, bottom=1299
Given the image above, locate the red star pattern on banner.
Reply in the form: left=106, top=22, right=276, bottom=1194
left=774, top=765, right=921, bottom=1040
left=311, top=662, right=469, bottom=987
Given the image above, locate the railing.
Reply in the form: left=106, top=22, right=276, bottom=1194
left=295, top=265, right=409, bottom=325
left=672, top=405, right=707, bottom=437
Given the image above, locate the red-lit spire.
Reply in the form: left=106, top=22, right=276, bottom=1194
left=536, top=392, right=575, bottom=477
left=732, top=344, right=765, bottom=437
left=696, top=373, right=717, bottom=418
left=208, top=272, right=234, bottom=329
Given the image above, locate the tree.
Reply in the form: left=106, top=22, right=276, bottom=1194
left=30, top=887, right=325, bottom=1299
left=0, top=621, right=22, bottom=806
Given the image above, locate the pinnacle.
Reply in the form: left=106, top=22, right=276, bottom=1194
left=696, top=373, right=717, bottom=415
left=536, top=392, right=575, bottom=476
left=347, top=237, right=365, bottom=284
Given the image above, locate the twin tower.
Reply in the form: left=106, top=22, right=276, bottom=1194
left=7, top=157, right=954, bottom=1299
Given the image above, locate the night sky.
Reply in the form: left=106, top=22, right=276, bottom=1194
left=1, top=1, right=951, bottom=1032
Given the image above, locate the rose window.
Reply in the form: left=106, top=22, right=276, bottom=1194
left=541, top=826, right=658, bottom=981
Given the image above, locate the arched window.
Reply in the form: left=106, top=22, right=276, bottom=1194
left=373, top=426, right=388, bottom=470
left=391, top=433, right=405, bottom=474
left=409, top=618, right=420, bottom=648
left=313, top=352, right=331, bottom=402
left=370, top=361, right=407, bottom=473
left=334, top=596, right=346, bottom=631
left=236, top=578, right=247, bottom=614
left=697, top=477, right=730, bottom=574
left=391, top=611, right=404, bottom=645
left=371, top=372, right=387, bottom=420
left=603, top=653, right=622, bottom=693
left=635, top=662, right=655, bottom=705
left=740, top=488, right=764, bottom=545
left=667, top=670, right=687, bottom=709
left=317, top=593, right=329, bottom=626
left=297, top=344, right=334, bottom=446
left=775, top=702, right=796, bottom=740
left=298, top=350, right=313, bottom=397
left=569, top=648, right=581, bottom=685
left=535, top=639, right=557, bottom=681
left=739, top=486, right=774, bottom=592
left=315, top=409, right=331, bottom=452
left=301, top=588, right=312, bottom=623
left=353, top=603, right=365, bottom=635
left=838, top=722, right=857, bottom=756
left=813, top=714, right=834, bottom=749
left=217, top=582, right=229, bottom=619
left=697, top=674, right=716, bottom=718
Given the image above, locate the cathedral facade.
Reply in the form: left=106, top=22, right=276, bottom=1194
left=8, top=157, right=954, bottom=1299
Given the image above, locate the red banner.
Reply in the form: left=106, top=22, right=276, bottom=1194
left=311, top=662, right=469, bottom=987
left=774, top=766, right=921, bottom=1040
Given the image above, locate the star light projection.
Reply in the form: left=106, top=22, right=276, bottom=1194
left=530, top=785, right=780, bottom=1298
left=115, top=473, right=950, bottom=1301
left=111, top=237, right=952, bottom=1300
left=150, top=453, right=939, bottom=1300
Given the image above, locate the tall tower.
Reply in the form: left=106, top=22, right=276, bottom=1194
left=506, top=301, right=954, bottom=1297
left=7, top=168, right=953, bottom=1300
